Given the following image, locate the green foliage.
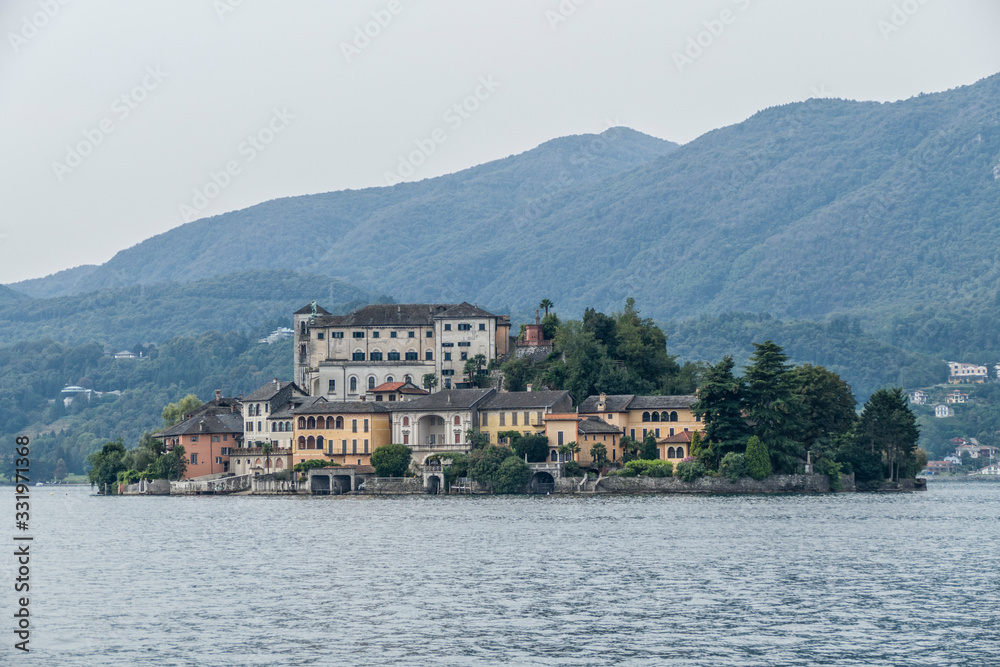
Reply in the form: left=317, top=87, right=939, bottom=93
left=590, top=442, right=609, bottom=468
left=790, top=364, right=857, bottom=458
left=162, top=394, right=202, bottom=427
left=743, top=341, right=803, bottom=474
left=494, top=457, right=531, bottom=494
left=422, top=373, right=438, bottom=390
left=510, top=434, right=550, bottom=463
left=623, top=459, right=673, bottom=477
left=293, top=459, right=340, bottom=474
left=468, top=445, right=516, bottom=486
left=563, top=460, right=582, bottom=477
left=621, top=435, right=642, bottom=463
left=693, top=356, right=749, bottom=465
left=640, top=432, right=659, bottom=460
left=370, top=443, right=412, bottom=477
left=815, top=457, right=844, bottom=491
left=465, top=429, right=489, bottom=449
left=86, top=439, right=127, bottom=491
left=675, top=459, right=707, bottom=482
left=856, top=387, right=920, bottom=482
left=745, top=436, right=772, bottom=480
left=719, top=452, right=748, bottom=482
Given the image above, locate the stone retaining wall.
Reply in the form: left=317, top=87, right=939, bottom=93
left=595, top=473, right=841, bottom=494
left=359, top=478, right=424, bottom=495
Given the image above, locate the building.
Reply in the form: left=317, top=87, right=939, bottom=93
left=366, top=380, right=429, bottom=403
left=946, top=390, right=970, bottom=404
left=974, top=464, right=1000, bottom=475
left=113, top=350, right=139, bottom=360
left=241, top=379, right=309, bottom=450
left=154, top=391, right=243, bottom=479
left=908, top=390, right=928, bottom=405
left=477, top=390, right=573, bottom=444
left=390, top=388, right=496, bottom=465
left=258, top=327, right=294, bottom=344
left=923, top=460, right=958, bottom=474
left=578, top=393, right=702, bottom=442
left=955, top=441, right=998, bottom=460
left=543, top=414, right=622, bottom=465
left=291, top=400, right=393, bottom=467
left=934, top=404, right=954, bottom=418
left=293, top=302, right=510, bottom=399
left=657, top=431, right=694, bottom=463
left=947, top=361, right=988, bottom=384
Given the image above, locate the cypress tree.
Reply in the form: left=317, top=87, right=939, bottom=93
left=745, top=436, right=772, bottom=480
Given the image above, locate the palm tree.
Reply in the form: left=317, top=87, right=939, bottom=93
left=261, top=441, right=273, bottom=475
left=539, top=299, right=554, bottom=316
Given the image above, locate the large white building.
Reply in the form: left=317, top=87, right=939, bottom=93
left=293, top=302, right=510, bottom=400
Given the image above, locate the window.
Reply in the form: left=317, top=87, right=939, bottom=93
left=441, top=342, right=454, bottom=347
left=370, top=351, right=383, bottom=361
left=386, top=376, right=394, bottom=383
left=460, top=352, right=468, bottom=361
left=215, top=456, right=223, bottom=464
left=190, top=435, right=199, bottom=442
left=655, top=428, right=660, bottom=437
left=316, top=332, right=324, bottom=340
left=557, top=431, right=564, bottom=446
left=364, top=440, right=369, bottom=453
left=671, top=411, right=679, bottom=422
left=403, top=434, right=409, bottom=444
left=221, top=448, right=231, bottom=456
left=372, top=331, right=380, bottom=338
left=352, top=440, right=357, bottom=454
left=299, top=344, right=307, bottom=362
left=444, top=379, right=451, bottom=389
left=364, top=419, right=369, bottom=433
left=212, top=435, right=220, bottom=442
left=352, top=419, right=358, bottom=433
left=536, top=412, right=543, bottom=425
left=328, top=379, right=336, bottom=392
left=368, top=377, right=376, bottom=390
left=223, top=434, right=228, bottom=441
left=444, top=324, right=452, bottom=331
left=246, top=422, right=253, bottom=432
left=523, top=412, right=529, bottom=425
left=388, top=351, right=400, bottom=361
left=454, top=416, right=461, bottom=426
left=257, top=421, right=262, bottom=432
left=676, top=446, right=684, bottom=458
left=350, top=377, right=357, bottom=393
left=444, top=352, right=452, bottom=361
left=630, top=429, right=635, bottom=439
left=298, top=417, right=306, bottom=429
left=426, top=331, right=433, bottom=338
left=390, top=331, right=397, bottom=338
left=353, top=331, right=365, bottom=338
left=331, top=331, right=344, bottom=338
left=482, top=413, right=489, bottom=427
left=405, top=351, right=419, bottom=361
left=402, top=416, right=410, bottom=426
left=669, top=428, right=675, bottom=436
left=408, top=331, right=415, bottom=338
left=458, top=323, right=471, bottom=331
left=190, top=453, right=198, bottom=465
left=458, top=342, right=471, bottom=347
left=425, top=351, right=433, bottom=360
left=353, top=351, right=365, bottom=361
left=342, top=440, right=347, bottom=455
left=642, top=412, right=650, bottom=422
left=442, top=369, right=454, bottom=376
left=500, top=413, right=506, bottom=426
left=300, top=321, right=307, bottom=335
left=479, top=323, right=486, bottom=331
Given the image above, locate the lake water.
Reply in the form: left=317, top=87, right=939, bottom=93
left=11, top=481, right=1000, bottom=665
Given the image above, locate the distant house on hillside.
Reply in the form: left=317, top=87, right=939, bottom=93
left=908, top=390, right=928, bottom=405
left=934, top=404, right=954, bottom=418
left=946, top=390, right=970, bottom=404
left=947, top=361, right=988, bottom=384
left=113, top=350, right=139, bottom=360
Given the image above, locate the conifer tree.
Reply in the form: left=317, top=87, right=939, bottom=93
left=745, top=436, right=772, bottom=480
left=692, top=356, right=748, bottom=466
left=743, top=341, right=803, bottom=474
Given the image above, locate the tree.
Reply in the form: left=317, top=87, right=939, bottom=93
left=87, top=439, right=128, bottom=492
left=789, top=364, right=857, bottom=458
left=465, top=428, right=489, bottom=449
left=261, top=441, right=273, bottom=474
left=53, top=458, right=68, bottom=481
left=745, top=436, right=772, bottom=480
left=743, top=341, right=803, bottom=474
left=511, top=434, right=550, bottom=463
left=539, top=298, right=554, bottom=316
left=161, top=394, right=203, bottom=427
left=856, top=387, right=919, bottom=482
left=640, top=432, right=659, bottom=460
left=468, top=445, right=516, bottom=488
left=422, top=373, right=438, bottom=390
left=590, top=442, right=609, bottom=468
left=621, top=435, right=640, bottom=463
left=494, top=457, right=530, bottom=493
left=693, top=356, right=749, bottom=466
left=371, top=443, right=412, bottom=477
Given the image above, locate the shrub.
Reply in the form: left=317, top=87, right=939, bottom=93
left=815, top=457, right=843, bottom=491
left=370, top=443, right=412, bottom=477
left=719, top=452, right=747, bottom=482
left=494, top=456, right=530, bottom=494
left=675, top=459, right=707, bottom=482
left=623, top=459, right=674, bottom=478
left=745, top=436, right=772, bottom=480
left=645, top=461, right=673, bottom=477
left=563, top=461, right=582, bottom=477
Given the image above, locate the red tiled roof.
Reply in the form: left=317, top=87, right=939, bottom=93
left=372, top=382, right=405, bottom=392
left=657, top=431, right=694, bottom=444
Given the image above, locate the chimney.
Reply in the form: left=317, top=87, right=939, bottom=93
left=597, top=392, right=607, bottom=411
left=215, top=389, right=222, bottom=401
left=526, top=384, right=533, bottom=392
left=535, top=309, right=540, bottom=326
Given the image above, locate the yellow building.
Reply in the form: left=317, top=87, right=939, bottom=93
left=477, top=390, right=573, bottom=445
left=544, top=414, right=623, bottom=466
left=292, top=401, right=392, bottom=467
left=579, top=393, right=702, bottom=445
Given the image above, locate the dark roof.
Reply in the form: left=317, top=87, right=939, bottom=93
left=628, top=395, right=697, bottom=410
left=159, top=412, right=243, bottom=437
left=577, top=416, right=623, bottom=435
left=313, top=302, right=499, bottom=327
left=394, top=388, right=495, bottom=411
left=292, top=401, right=392, bottom=415
left=271, top=395, right=325, bottom=419
left=481, top=390, right=571, bottom=410
left=578, top=394, right=635, bottom=413
left=295, top=303, right=332, bottom=315
left=244, top=380, right=301, bottom=402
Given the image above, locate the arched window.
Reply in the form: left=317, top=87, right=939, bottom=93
left=285, top=421, right=292, bottom=431
left=454, top=416, right=461, bottom=426
left=317, top=436, right=324, bottom=449
left=551, top=450, right=558, bottom=462
left=368, top=376, right=376, bottom=390
left=255, top=458, right=263, bottom=467
left=275, top=458, right=284, bottom=468
left=307, top=416, right=316, bottom=429
left=325, top=416, right=333, bottom=429
left=335, top=416, right=344, bottom=429
left=404, top=375, right=412, bottom=383
left=642, top=412, right=650, bottom=422
left=370, top=350, right=383, bottom=361
left=277, top=422, right=284, bottom=432
left=350, top=377, right=358, bottom=393
left=661, top=412, right=669, bottom=422
left=297, top=417, right=306, bottom=429
left=297, top=436, right=305, bottom=448
left=668, top=447, right=676, bottom=458
left=403, top=416, right=410, bottom=426
left=387, top=351, right=400, bottom=361
left=676, top=446, right=684, bottom=458
left=651, top=412, right=660, bottom=422
left=386, top=375, right=394, bottom=383
left=307, top=435, right=315, bottom=449
left=300, top=321, right=306, bottom=335
left=670, top=411, right=679, bottom=422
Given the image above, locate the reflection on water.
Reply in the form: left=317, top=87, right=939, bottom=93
left=24, top=482, right=1000, bottom=665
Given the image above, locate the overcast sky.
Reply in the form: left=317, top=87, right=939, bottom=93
left=2, top=0, right=999, bottom=285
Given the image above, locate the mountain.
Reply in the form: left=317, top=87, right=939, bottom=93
left=10, top=75, right=1000, bottom=325
left=0, top=270, right=383, bottom=347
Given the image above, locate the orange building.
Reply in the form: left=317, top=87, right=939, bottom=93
left=578, top=393, right=702, bottom=443
left=292, top=400, right=393, bottom=467
left=155, top=391, right=243, bottom=479
left=544, top=414, right=622, bottom=466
